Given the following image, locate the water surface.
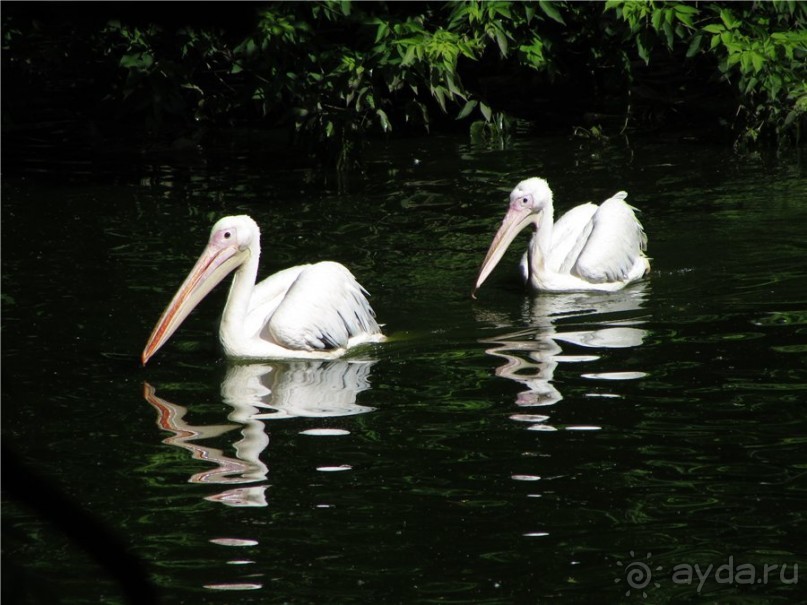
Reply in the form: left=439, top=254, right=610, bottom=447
left=2, top=133, right=805, bottom=604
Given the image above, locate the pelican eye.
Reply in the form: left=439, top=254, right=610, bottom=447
left=224, top=231, right=232, bottom=239
left=521, top=196, right=530, bottom=205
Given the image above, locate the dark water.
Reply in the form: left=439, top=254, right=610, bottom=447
left=2, top=133, right=806, bottom=604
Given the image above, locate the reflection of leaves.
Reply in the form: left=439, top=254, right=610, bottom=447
left=754, top=311, right=807, bottom=326
left=399, top=192, right=452, bottom=209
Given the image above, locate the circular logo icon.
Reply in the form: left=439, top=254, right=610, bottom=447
left=625, top=560, right=653, bottom=590
left=615, top=551, right=662, bottom=598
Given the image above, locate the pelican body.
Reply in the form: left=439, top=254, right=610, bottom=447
left=142, top=215, right=383, bottom=364
left=473, top=178, right=649, bottom=295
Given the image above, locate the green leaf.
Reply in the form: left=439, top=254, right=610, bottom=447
left=402, top=45, right=416, bottom=66
left=538, top=0, right=566, bottom=25
left=457, top=99, right=478, bottom=120
left=243, top=38, right=258, bottom=55
left=495, top=29, right=508, bottom=57
left=720, top=8, right=740, bottom=30
left=750, top=51, right=764, bottom=74
left=374, top=20, right=389, bottom=44
left=376, top=108, right=391, bottom=132
left=673, top=4, right=697, bottom=27
left=636, top=38, right=650, bottom=64
left=662, top=20, right=674, bottom=49
left=120, top=52, right=153, bottom=70
left=686, top=34, right=703, bottom=58
left=740, top=52, right=752, bottom=73
left=491, top=3, right=512, bottom=19
left=480, top=101, right=492, bottom=121
left=769, top=74, right=783, bottom=99
left=783, top=109, right=797, bottom=127
left=445, top=74, right=464, bottom=99
left=651, top=8, right=664, bottom=32
left=433, top=86, right=447, bottom=112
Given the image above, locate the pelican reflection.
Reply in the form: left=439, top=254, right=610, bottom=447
left=144, top=360, right=376, bottom=507
left=478, top=284, right=649, bottom=428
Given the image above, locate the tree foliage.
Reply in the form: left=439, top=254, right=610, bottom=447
left=3, top=1, right=805, bottom=166
left=607, top=0, right=807, bottom=145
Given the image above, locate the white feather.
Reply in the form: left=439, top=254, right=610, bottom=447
left=537, top=188, right=649, bottom=291
left=549, top=202, right=597, bottom=274
left=262, top=262, right=380, bottom=351
left=571, top=193, right=648, bottom=284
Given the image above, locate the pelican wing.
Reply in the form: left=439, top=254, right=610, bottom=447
left=241, top=265, right=309, bottom=339
left=548, top=202, right=598, bottom=273
left=261, top=262, right=380, bottom=351
left=569, top=192, right=648, bottom=284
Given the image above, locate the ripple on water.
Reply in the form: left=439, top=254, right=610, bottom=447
left=581, top=371, right=648, bottom=380
left=209, top=538, right=259, bottom=547
left=510, top=414, right=551, bottom=423
left=511, top=474, right=541, bottom=481
left=300, top=428, right=351, bottom=436
left=204, top=583, right=263, bottom=591
left=771, top=344, right=807, bottom=354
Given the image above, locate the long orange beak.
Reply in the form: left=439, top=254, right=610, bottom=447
left=472, top=206, right=537, bottom=298
left=141, top=241, right=248, bottom=365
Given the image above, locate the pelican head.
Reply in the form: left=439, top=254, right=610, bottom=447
left=473, top=178, right=552, bottom=296
left=141, top=215, right=258, bottom=365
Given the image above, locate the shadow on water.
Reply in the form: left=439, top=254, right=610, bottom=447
left=2, top=445, right=160, bottom=604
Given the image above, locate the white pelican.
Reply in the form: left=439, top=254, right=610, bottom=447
left=473, top=177, right=649, bottom=296
left=142, top=215, right=384, bottom=364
